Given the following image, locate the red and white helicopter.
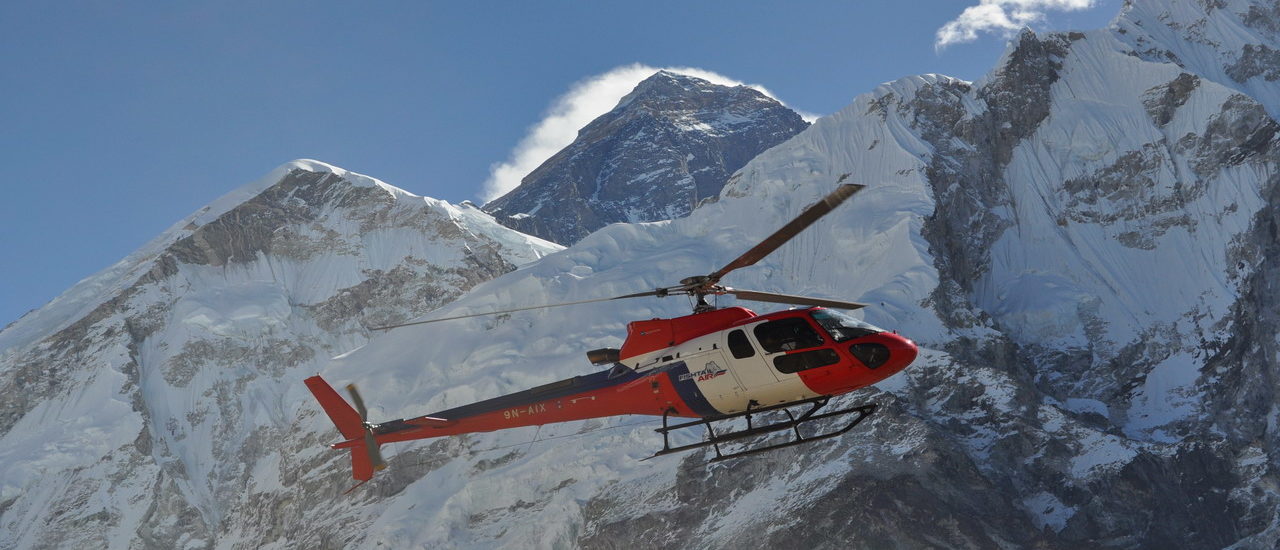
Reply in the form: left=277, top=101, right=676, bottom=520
left=306, top=178, right=918, bottom=487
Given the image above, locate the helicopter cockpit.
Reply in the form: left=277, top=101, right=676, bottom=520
left=749, top=308, right=891, bottom=373
left=809, top=309, right=884, bottom=341
left=811, top=309, right=891, bottom=370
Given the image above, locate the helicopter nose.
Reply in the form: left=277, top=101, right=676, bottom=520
left=879, top=331, right=918, bottom=375
left=847, top=331, right=918, bottom=376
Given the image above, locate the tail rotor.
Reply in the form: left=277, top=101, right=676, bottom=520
left=346, top=384, right=388, bottom=473
left=303, top=375, right=387, bottom=488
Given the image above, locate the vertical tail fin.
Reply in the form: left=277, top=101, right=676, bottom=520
left=347, top=441, right=375, bottom=483
left=304, top=375, right=364, bottom=440
left=304, top=375, right=377, bottom=482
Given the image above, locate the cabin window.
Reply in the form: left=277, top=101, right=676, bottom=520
left=811, top=309, right=882, bottom=342
left=849, top=343, right=890, bottom=369
left=728, top=330, right=755, bottom=359
left=773, top=349, right=841, bottom=373
left=753, top=318, right=824, bottom=354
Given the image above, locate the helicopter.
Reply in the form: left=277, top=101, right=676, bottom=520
left=305, top=177, right=919, bottom=489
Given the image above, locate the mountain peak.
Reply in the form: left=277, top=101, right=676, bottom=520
left=483, top=70, right=808, bottom=245
left=639, top=69, right=712, bottom=87
left=188, top=160, right=409, bottom=231
left=617, top=71, right=760, bottom=111
left=0, top=161, right=556, bottom=355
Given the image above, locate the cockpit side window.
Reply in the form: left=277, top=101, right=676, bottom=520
left=753, top=318, right=824, bottom=354
left=774, top=348, right=840, bottom=373
left=727, top=329, right=755, bottom=359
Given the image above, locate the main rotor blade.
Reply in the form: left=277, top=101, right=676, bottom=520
left=707, top=179, right=864, bottom=284
left=725, top=288, right=868, bottom=310
left=367, top=289, right=669, bottom=331
left=346, top=383, right=369, bottom=423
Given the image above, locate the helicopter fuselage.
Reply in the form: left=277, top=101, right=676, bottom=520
left=340, top=306, right=917, bottom=450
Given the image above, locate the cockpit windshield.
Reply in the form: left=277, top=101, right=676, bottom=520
left=811, top=309, right=883, bottom=342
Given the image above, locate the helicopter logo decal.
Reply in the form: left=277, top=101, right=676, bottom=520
left=681, top=361, right=727, bottom=382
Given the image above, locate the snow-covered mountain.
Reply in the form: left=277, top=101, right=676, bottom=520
left=483, top=70, right=809, bottom=245
left=3, top=0, right=1280, bottom=547
left=0, top=161, right=559, bottom=549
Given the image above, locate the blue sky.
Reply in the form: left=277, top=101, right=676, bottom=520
left=0, top=0, right=1120, bottom=326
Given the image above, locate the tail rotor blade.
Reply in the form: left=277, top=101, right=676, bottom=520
left=346, top=384, right=369, bottom=423
left=345, top=383, right=387, bottom=471
left=363, top=430, right=387, bottom=471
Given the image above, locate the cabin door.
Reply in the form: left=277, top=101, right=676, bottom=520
left=722, top=327, right=782, bottom=393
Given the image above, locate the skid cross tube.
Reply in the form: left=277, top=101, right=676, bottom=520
left=648, top=397, right=877, bottom=462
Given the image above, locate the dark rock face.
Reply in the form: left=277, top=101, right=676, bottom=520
left=917, top=30, right=1074, bottom=330
left=1206, top=168, right=1280, bottom=446
left=483, top=71, right=809, bottom=245
left=1142, top=73, right=1200, bottom=127
left=1226, top=44, right=1280, bottom=82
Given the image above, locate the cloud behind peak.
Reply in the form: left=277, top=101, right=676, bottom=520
left=935, top=0, right=1096, bottom=50
left=479, top=64, right=795, bottom=203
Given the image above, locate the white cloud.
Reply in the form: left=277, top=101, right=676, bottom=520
left=479, top=64, right=807, bottom=203
left=935, top=0, right=1096, bottom=50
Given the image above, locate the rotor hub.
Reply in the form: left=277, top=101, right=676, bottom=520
left=680, top=275, right=712, bottom=288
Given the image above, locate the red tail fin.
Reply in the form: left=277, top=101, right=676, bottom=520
left=347, top=440, right=375, bottom=482
left=304, top=375, right=376, bottom=481
left=304, top=375, right=364, bottom=439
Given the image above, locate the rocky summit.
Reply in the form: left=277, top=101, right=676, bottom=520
left=483, top=70, right=809, bottom=245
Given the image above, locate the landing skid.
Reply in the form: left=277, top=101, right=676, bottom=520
left=647, top=397, right=877, bottom=462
